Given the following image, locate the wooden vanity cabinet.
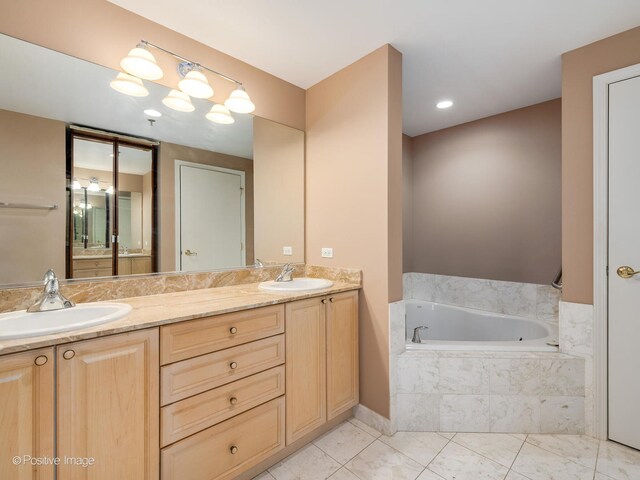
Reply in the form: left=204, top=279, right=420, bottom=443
left=286, top=290, right=359, bottom=444
left=0, top=347, right=55, bottom=480
left=57, top=329, right=159, bottom=480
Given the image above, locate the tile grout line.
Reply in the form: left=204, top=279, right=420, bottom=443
left=592, top=439, right=602, bottom=480
left=447, top=433, right=518, bottom=473
left=422, top=433, right=454, bottom=477
left=523, top=434, right=599, bottom=473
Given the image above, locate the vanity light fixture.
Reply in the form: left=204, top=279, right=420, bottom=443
left=117, top=40, right=256, bottom=116
left=225, top=85, right=255, bottom=114
left=110, top=72, right=149, bottom=97
left=436, top=100, right=454, bottom=109
left=206, top=104, right=235, bottom=124
left=87, top=178, right=101, bottom=192
left=78, top=202, right=92, bottom=210
left=71, top=178, right=82, bottom=190
left=120, top=45, right=163, bottom=80
left=105, top=186, right=115, bottom=195
left=178, top=65, right=214, bottom=99
left=162, top=89, right=195, bottom=112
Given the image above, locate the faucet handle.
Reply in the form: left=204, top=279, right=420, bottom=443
left=42, top=269, right=57, bottom=285
left=44, top=278, right=60, bottom=295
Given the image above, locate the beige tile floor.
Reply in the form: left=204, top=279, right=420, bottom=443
left=254, top=418, right=640, bottom=480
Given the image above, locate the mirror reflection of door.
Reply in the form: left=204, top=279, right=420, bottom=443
left=69, top=131, right=156, bottom=279
left=177, top=161, right=245, bottom=271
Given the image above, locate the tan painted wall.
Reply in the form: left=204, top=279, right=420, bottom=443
left=159, top=142, right=254, bottom=272
left=562, top=26, right=640, bottom=304
left=402, top=134, right=414, bottom=274
left=306, top=45, right=403, bottom=418
left=0, top=109, right=66, bottom=284
left=0, top=0, right=305, bottom=130
left=407, top=100, right=561, bottom=284
left=253, top=117, right=305, bottom=264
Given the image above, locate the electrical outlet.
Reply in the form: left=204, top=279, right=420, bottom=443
left=321, top=247, right=333, bottom=258
left=283, top=246, right=293, bottom=256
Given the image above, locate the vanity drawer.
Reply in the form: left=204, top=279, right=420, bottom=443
left=161, top=397, right=284, bottom=480
left=73, top=258, right=112, bottom=270
left=160, top=304, right=285, bottom=364
left=161, top=335, right=285, bottom=405
left=161, top=365, right=285, bottom=447
left=73, top=268, right=113, bottom=279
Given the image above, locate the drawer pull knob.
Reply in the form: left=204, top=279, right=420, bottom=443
left=230, top=446, right=238, bottom=454
left=229, top=396, right=238, bottom=405
left=229, top=326, right=238, bottom=334
left=329, top=297, right=335, bottom=303
left=321, top=299, right=327, bottom=304
left=229, top=361, right=238, bottom=370
left=34, top=355, right=48, bottom=366
left=63, top=350, right=75, bottom=360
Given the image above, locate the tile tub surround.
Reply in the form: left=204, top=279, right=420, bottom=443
left=403, top=273, right=561, bottom=323
left=259, top=418, right=640, bottom=480
left=0, top=279, right=360, bottom=355
left=559, top=300, right=595, bottom=437
left=396, top=350, right=586, bottom=434
left=0, top=264, right=361, bottom=313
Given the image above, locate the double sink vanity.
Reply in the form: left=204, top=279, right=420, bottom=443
left=0, top=271, right=360, bottom=480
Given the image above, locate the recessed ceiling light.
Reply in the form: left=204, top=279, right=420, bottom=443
left=144, top=109, right=162, bottom=118
left=436, top=100, right=453, bottom=109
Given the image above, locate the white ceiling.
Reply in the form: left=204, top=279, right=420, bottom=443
left=109, top=0, right=640, bottom=136
left=0, top=34, right=254, bottom=159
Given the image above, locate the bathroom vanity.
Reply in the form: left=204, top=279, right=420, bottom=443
left=0, top=282, right=359, bottom=480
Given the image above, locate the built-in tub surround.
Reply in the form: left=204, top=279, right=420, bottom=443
left=404, top=272, right=561, bottom=323
left=0, top=264, right=361, bottom=314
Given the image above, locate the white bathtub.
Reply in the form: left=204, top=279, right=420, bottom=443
left=405, top=300, right=558, bottom=352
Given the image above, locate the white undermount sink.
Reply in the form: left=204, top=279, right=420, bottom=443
left=0, top=302, right=132, bottom=340
left=259, top=277, right=334, bottom=292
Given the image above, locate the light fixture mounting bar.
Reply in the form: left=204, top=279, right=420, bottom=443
left=140, top=40, right=242, bottom=85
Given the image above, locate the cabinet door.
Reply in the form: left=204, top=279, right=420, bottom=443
left=0, top=348, right=54, bottom=480
left=327, top=291, right=359, bottom=419
left=285, top=297, right=326, bottom=444
left=57, top=329, right=159, bottom=480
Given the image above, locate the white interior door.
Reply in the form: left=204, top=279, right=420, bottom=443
left=177, top=162, right=245, bottom=271
left=608, top=74, right=640, bottom=450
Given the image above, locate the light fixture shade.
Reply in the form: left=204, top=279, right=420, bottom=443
left=72, top=178, right=82, bottom=190
left=87, top=178, right=100, bottom=192
left=105, top=186, right=115, bottom=195
left=110, top=72, right=149, bottom=97
left=178, top=69, right=213, bottom=99
left=224, top=85, right=255, bottom=114
left=121, top=47, right=163, bottom=80
left=162, top=89, right=195, bottom=112
left=206, top=104, right=235, bottom=124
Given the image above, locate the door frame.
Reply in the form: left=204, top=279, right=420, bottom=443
left=174, top=160, right=246, bottom=271
left=593, top=62, right=640, bottom=440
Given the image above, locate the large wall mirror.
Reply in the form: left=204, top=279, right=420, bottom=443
left=0, top=34, right=304, bottom=286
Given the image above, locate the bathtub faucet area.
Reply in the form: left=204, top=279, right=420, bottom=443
left=411, top=325, right=428, bottom=343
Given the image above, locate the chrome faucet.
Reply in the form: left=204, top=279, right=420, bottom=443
left=275, top=263, right=295, bottom=282
left=255, top=258, right=265, bottom=268
left=27, top=270, right=75, bottom=312
left=412, top=326, right=429, bottom=343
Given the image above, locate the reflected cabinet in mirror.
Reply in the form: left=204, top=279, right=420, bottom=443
left=0, top=33, right=304, bottom=286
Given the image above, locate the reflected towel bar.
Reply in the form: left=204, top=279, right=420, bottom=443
left=0, top=202, right=58, bottom=210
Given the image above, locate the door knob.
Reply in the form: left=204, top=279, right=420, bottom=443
left=184, top=250, right=197, bottom=256
left=617, top=266, right=640, bottom=279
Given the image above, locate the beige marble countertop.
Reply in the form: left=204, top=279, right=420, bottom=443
left=0, top=281, right=360, bottom=355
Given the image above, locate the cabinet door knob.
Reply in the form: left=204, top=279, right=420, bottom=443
left=230, top=445, right=238, bottom=454
left=34, top=355, right=48, bottom=366
left=329, top=297, right=335, bottom=303
left=229, top=361, right=238, bottom=370
left=229, top=326, right=238, bottom=334
left=229, top=396, right=238, bottom=405
left=321, top=299, right=327, bottom=304
left=62, top=350, right=75, bottom=360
